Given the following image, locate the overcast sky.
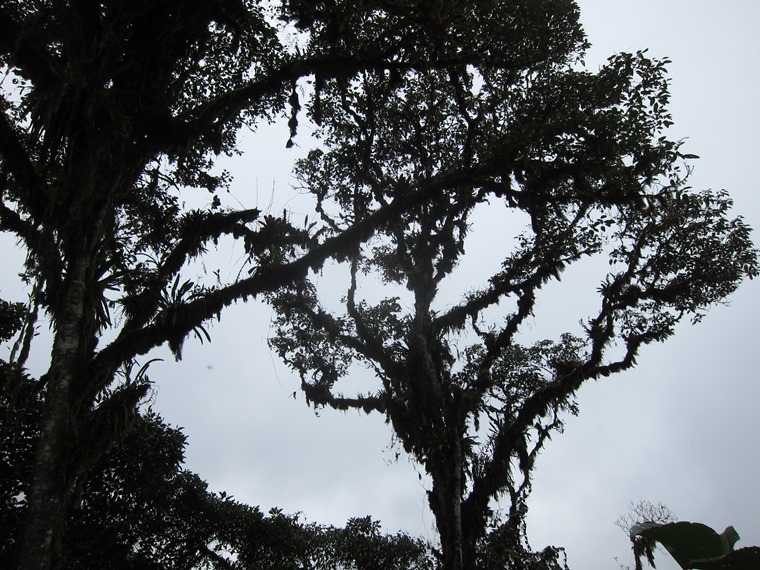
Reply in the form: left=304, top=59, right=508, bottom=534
left=3, top=2, right=758, bottom=569
left=141, top=2, right=760, bottom=569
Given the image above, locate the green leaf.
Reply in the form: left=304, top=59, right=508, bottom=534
left=632, top=522, right=740, bottom=569
left=694, top=547, right=760, bottom=570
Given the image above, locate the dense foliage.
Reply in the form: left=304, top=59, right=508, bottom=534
left=0, top=364, right=434, bottom=569
left=265, top=5, right=758, bottom=570
left=0, top=1, right=756, bottom=569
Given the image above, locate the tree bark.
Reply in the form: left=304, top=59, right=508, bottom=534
left=18, top=263, right=88, bottom=570
left=428, top=437, right=468, bottom=570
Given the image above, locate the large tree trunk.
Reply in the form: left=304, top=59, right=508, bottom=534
left=18, top=263, right=88, bottom=570
left=428, top=437, right=469, bottom=570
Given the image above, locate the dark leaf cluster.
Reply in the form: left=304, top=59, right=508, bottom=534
left=0, top=367, right=434, bottom=569
left=265, top=4, right=758, bottom=568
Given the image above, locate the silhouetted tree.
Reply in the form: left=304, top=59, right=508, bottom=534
left=2, top=1, right=633, bottom=568
left=266, top=5, right=758, bottom=570
left=0, top=367, right=434, bottom=569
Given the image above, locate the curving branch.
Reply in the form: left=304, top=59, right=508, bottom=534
left=121, top=208, right=264, bottom=330
left=0, top=103, right=50, bottom=220
left=90, top=171, right=469, bottom=381
left=152, top=43, right=540, bottom=159
left=345, top=257, right=404, bottom=377
left=0, top=200, right=40, bottom=249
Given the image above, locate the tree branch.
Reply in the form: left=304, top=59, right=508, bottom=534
left=462, top=278, right=664, bottom=540
left=90, top=173, right=458, bottom=380
left=345, top=257, right=404, bottom=377
left=0, top=199, right=40, bottom=248
left=0, top=8, right=60, bottom=89
left=300, top=379, right=386, bottom=414
left=121, top=208, right=263, bottom=330
left=151, top=51, right=524, bottom=156
left=0, top=102, right=50, bottom=220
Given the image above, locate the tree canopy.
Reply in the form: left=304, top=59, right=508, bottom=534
left=0, top=364, right=435, bottom=569
left=0, top=1, right=756, bottom=569
left=264, top=6, right=757, bottom=570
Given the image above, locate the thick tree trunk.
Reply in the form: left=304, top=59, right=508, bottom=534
left=428, top=437, right=469, bottom=570
left=18, top=266, right=88, bottom=570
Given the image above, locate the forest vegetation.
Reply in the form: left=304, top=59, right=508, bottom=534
left=0, top=1, right=756, bottom=569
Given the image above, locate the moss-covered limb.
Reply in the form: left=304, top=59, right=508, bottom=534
left=462, top=191, right=758, bottom=541
left=0, top=102, right=51, bottom=224
left=92, top=165, right=484, bottom=375
left=0, top=201, right=57, bottom=287
left=118, top=208, right=264, bottom=331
